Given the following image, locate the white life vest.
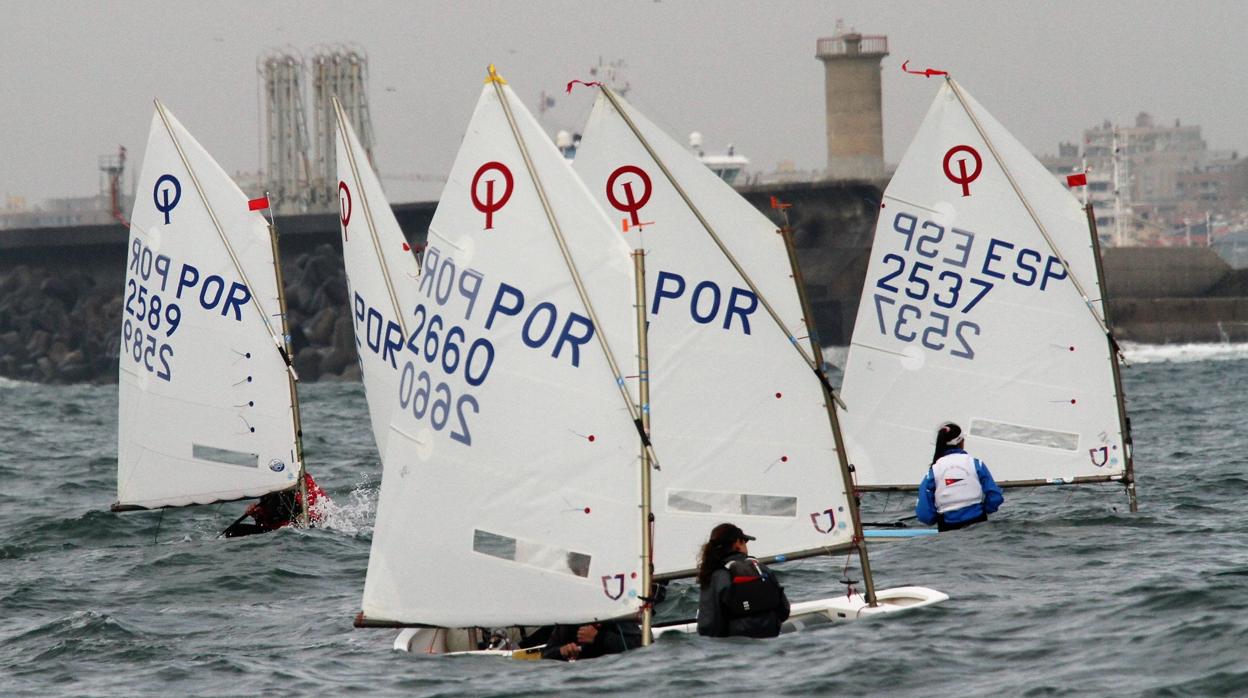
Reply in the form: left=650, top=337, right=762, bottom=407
left=932, top=453, right=984, bottom=514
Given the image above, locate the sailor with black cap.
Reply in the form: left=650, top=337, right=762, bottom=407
left=695, top=523, right=791, bottom=638
left=916, top=422, right=1005, bottom=532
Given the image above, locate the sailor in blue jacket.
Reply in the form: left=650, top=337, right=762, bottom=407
left=916, top=422, right=1004, bottom=532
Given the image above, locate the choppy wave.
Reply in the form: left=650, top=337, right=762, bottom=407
left=3, top=364, right=1247, bottom=694
left=1121, top=341, right=1248, bottom=364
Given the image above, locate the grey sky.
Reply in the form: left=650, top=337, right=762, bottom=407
left=3, top=0, right=1245, bottom=205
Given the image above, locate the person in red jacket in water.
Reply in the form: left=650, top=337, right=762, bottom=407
left=222, top=472, right=328, bottom=538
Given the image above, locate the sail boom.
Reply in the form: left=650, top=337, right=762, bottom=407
left=653, top=542, right=859, bottom=583
left=857, top=473, right=1124, bottom=493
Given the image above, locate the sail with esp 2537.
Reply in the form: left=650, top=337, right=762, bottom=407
left=839, top=77, right=1135, bottom=505
left=355, top=68, right=650, bottom=628
left=115, top=102, right=302, bottom=511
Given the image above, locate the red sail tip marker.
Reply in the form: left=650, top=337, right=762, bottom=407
left=587, top=434, right=596, bottom=442
left=565, top=79, right=604, bottom=94
left=402, top=242, right=411, bottom=251
left=901, top=60, right=948, bottom=78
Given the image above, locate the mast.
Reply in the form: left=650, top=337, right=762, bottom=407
left=947, top=79, right=1112, bottom=339
left=1083, top=203, right=1138, bottom=512
left=597, top=85, right=845, bottom=409
left=155, top=101, right=288, bottom=349
left=154, top=101, right=304, bottom=510
left=633, top=249, right=654, bottom=645
left=951, top=78, right=1134, bottom=508
left=333, top=97, right=408, bottom=338
left=487, top=66, right=658, bottom=466
left=773, top=199, right=876, bottom=605
left=263, top=201, right=310, bottom=525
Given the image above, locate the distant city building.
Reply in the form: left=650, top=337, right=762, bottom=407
left=1041, top=112, right=1248, bottom=247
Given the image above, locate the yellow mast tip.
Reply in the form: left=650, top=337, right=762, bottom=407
left=485, top=64, right=508, bottom=84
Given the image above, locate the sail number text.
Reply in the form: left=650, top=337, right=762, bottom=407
left=122, top=238, right=256, bottom=381
left=870, top=210, right=1069, bottom=360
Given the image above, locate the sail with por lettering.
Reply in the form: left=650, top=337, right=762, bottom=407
left=334, top=100, right=423, bottom=459
left=115, top=103, right=300, bottom=510
left=840, top=78, right=1132, bottom=493
left=573, top=90, right=857, bottom=576
left=357, top=72, right=645, bottom=628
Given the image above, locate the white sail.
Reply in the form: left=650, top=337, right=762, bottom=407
left=573, top=91, right=857, bottom=576
left=840, top=79, right=1128, bottom=488
left=359, top=74, right=644, bottom=628
left=334, top=100, right=423, bottom=458
left=116, top=103, right=299, bottom=510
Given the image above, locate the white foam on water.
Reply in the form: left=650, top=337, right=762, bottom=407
left=828, top=342, right=1248, bottom=367
left=1121, top=342, right=1248, bottom=365
left=311, top=473, right=377, bottom=535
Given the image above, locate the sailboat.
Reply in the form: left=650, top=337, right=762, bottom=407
left=349, top=67, right=657, bottom=654
left=113, top=102, right=311, bottom=527
left=839, top=75, right=1137, bottom=523
left=570, top=84, right=946, bottom=633
left=332, top=96, right=423, bottom=461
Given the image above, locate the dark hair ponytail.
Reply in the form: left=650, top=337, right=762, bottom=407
left=931, top=422, right=965, bottom=464
left=697, top=523, right=743, bottom=587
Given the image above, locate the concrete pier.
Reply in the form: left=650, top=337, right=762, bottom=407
left=2, top=182, right=1245, bottom=383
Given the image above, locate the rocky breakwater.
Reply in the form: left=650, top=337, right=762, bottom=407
left=0, top=266, right=116, bottom=383
left=0, top=243, right=359, bottom=384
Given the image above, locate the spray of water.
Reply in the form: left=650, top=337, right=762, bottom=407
left=309, top=472, right=377, bottom=535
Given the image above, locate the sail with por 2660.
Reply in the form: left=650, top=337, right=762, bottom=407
left=352, top=67, right=649, bottom=632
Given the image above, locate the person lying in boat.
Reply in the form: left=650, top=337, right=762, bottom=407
left=538, top=620, right=642, bottom=660
left=916, top=422, right=1004, bottom=532
left=221, top=472, right=328, bottom=538
left=696, top=523, right=790, bottom=639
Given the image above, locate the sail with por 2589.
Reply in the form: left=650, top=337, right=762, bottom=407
left=840, top=79, right=1128, bottom=490
left=116, top=103, right=299, bottom=510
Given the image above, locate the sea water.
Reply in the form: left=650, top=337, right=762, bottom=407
left=2, top=344, right=1246, bottom=695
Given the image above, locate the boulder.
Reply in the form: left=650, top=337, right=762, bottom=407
left=292, top=347, right=323, bottom=383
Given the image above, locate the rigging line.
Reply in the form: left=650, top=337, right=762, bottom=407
left=487, top=66, right=659, bottom=468
left=152, top=507, right=165, bottom=545
left=596, top=86, right=843, bottom=405
left=155, top=100, right=285, bottom=349
left=945, top=79, right=1112, bottom=338
left=334, top=97, right=409, bottom=338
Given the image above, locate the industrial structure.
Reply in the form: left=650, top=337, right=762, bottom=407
left=259, top=46, right=375, bottom=213
left=816, top=24, right=889, bottom=180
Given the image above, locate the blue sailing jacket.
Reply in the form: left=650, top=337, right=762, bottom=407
left=915, top=449, right=1004, bottom=526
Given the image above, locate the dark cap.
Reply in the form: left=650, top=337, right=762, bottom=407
left=710, top=522, right=755, bottom=545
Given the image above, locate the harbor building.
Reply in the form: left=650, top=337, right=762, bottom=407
left=816, top=26, right=888, bottom=180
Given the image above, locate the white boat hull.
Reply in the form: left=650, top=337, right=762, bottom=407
left=654, top=585, right=948, bottom=637
left=392, top=585, right=948, bottom=654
